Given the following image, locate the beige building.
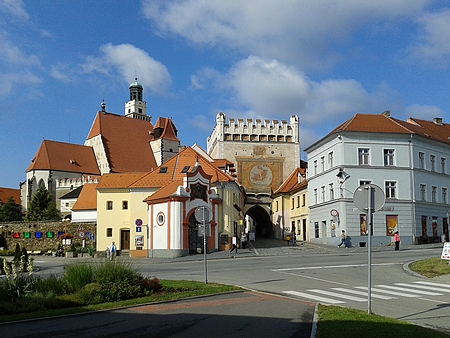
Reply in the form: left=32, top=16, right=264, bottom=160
left=207, top=112, right=302, bottom=239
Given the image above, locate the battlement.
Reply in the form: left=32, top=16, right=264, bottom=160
left=56, top=176, right=99, bottom=189
left=207, top=113, right=299, bottom=153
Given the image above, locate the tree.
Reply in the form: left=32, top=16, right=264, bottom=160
left=25, top=186, right=61, bottom=221
left=0, top=197, right=23, bottom=222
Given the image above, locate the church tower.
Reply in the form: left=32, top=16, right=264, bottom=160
left=124, top=78, right=151, bottom=122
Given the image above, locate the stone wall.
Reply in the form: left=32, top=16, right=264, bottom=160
left=0, top=221, right=96, bottom=252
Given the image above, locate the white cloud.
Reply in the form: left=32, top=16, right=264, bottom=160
left=50, top=62, right=74, bottom=83
left=206, top=56, right=398, bottom=126
left=0, top=33, right=41, bottom=66
left=409, top=8, right=450, bottom=67
left=0, top=71, right=41, bottom=97
left=143, top=0, right=430, bottom=70
left=0, top=0, right=29, bottom=21
left=82, top=43, right=172, bottom=95
left=405, top=104, right=444, bottom=120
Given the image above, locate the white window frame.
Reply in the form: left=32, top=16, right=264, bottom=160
left=383, top=149, right=395, bottom=166
left=430, top=154, right=436, bottom=172
left=420, top=184, right=426, bottom=201
left=431, top=186, right=437, bottom=203
left=329, top=183, right=334, bottom=200
left=385, top=181, right=396, bottom=199
left=328, top=152, right=334, bottom=168
left=441, top=157, right=446, bottom=174
left=442, top=187, right=447, bottom=204
left=358, top=148, right=370, bottom=165
left=419, top=152, right=425, bottom=169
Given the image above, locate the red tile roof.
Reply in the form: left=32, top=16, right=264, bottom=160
left=71, top=183, right=98, bottom=211
left=273, top=168, right=307, bottom=196
left=86, top=112, right=158, bottom=173
left=153, top=117, right=179, bottom=141
left=308, top=113, right=450, bottom=150
left=96, top=172, right=148, bottom=189
left=0, top=187, right=20, bottom=204
left=26, top=140, right=100, bottom=175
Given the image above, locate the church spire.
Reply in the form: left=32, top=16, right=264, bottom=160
left=124, top=77, right=150, bottom=122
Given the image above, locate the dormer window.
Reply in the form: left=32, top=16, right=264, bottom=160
left=159, top=167, right=168, bottom=173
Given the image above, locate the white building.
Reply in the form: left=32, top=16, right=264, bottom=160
left=305, top=111, right=450, bottom=247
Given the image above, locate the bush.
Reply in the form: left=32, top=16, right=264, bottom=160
left=63, top=262, right=94, bottom=292
left=35, top=274, right=67, bottom=296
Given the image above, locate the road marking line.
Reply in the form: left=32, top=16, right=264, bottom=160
left=375, top=285, right=442, bottom=296
left=282, top=291, right=345, bottom=304
left=395, top=283, right=450, bottom=293
left=308, top=289, right=366, bottom=302
left=276, top=271, right=348, bottom=285
left=414, top=281, right=450, bottom=289
left=418, top=297, right=449, bottom=304
left=272, top=262, right=400, bottom=272
left=331, top=287, right=394, bottom=300
left=355, top=286, right=419, bottom=298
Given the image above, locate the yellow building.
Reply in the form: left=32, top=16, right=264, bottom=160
left=271, top=168, right=308, bottom=242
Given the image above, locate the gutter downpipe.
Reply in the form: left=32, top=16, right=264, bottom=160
left=409, top=134, right=416, bottom=244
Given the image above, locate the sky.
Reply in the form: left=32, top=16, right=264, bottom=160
left=1, top=0, right=450, bottom=189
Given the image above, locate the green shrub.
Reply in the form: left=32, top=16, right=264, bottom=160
left=63, top=262, right=94, bottom=292
left=35, top=274, right=67, bottom=296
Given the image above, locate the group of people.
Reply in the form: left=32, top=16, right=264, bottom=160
left=338, top=229, right=401, bottom=250
left=229, top=232, right=248, bottom=254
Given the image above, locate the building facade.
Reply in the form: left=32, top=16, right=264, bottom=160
left=305, top=112, right=450, bottom=247
left=207, top=112, right=301, bottom=239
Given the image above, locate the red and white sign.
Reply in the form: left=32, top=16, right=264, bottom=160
left=441, top=242, right=450, bottom=260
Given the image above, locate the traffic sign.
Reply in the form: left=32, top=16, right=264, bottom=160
left=353, top=184, right=385, bottom=212
left=194, top=206, right=212, bottom=223
left=135, top=219, right=143, bottom=226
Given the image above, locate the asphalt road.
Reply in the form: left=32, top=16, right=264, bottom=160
left=1, top=239, right=449, bottom=336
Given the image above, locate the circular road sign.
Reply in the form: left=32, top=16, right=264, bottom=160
left=194, top=206, right=212, bottom=223
left=353, top=184, right=385, bottom=212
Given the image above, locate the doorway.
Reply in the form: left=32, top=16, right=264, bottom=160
left=121, top=230, right=130, bottom=251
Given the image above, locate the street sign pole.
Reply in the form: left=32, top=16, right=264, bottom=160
left=367, top=186, right=375, bottom=315
left=203, top=207, right=207, bottom=284
left=195, top=206, right=212, bottom=284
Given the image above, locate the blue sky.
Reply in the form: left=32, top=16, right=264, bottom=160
left=1, top=0, right=450, bottom=189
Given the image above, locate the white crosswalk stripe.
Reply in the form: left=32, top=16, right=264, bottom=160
left=375, top=284, right=443, bottom=296
left=282, top=291, right=345, bottom=304
left=354, top=286, right=419, bottom=297
left=395, top=283, right=450, bottom=293
left=308, top=289, right=367, bottom=302
left=331, top=287, right=394, bottom=300
left=283, top=282, right=447, bottom=304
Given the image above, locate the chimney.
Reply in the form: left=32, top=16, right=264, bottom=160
left=382, top=110, right=391, bottom=117
left=433, top=117, right=443, bottom=126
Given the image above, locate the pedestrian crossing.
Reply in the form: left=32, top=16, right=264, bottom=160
left=282, top=281, right=450, bottom=305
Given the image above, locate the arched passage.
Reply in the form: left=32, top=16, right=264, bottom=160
left=245, top=205, right=272, bottom=238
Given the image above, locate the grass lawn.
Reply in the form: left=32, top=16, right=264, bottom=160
left=315, top=257, right=450, bottom=337
left=0, top=280, right=242, bottom=323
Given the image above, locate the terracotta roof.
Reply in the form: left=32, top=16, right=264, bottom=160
left=26, top=140, right=100, bottom=175
left=86, top=111, right=158, bottom=173
left=273, top=168, right=307, bottom=196
left=131, top=147, right=235, bottom=188
left=96, top=172, right=148, bottom=189
left=308, top=113, right=450, bottom=151
left=153, top=117, right=179, bottom=141
left=143, top=180, right=184, bottom=203
left=0, top=187, right=20, bottom=204
left=72, top=183, right=98, bottom=211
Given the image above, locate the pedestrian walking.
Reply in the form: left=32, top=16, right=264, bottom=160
left=240, top=232, right=247, bottom=249
left=394, top=231, right=400, bottom=251
left=338, top=230, right=346, bottom=248
left=230, top=235, right=238, bottom=254
left=109, top=241, right=117, bottom=260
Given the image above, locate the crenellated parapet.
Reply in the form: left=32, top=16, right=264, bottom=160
left=207, top=112, right=299, bottom=153
left=56, top=176, right=99, bottom=189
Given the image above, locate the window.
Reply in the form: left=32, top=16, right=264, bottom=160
left=328, top=152, right=334, bottom=168
left=301, top=194, right=306, bottom=207
left=384, top=149, right=395, bottom=166
left=320, top=156, right=325, bottom=172
left=441, top=157, right=446, bottom=174
left=291, top=198, right=294, bottom=209
left=313, top=160, right=318, bottom=175
left=442, top=188, right=447, bottom=204
left=359, top=180, right=371, bottom=186
left=297, top=196, right=300, bottom=208
left=386, top=215, right=398, bottom=236
left=275, top=200, right=279, bottom=212
left=321, top=186, right=325, bottom=201
left=122, top=201, right=128, bottom=210
left=65, top=202, right=69, bottom=207
left=420, top=184, right=426, bottom=201
left=419, top=152, right=425, bottom=169
left=358, top=148, right=370, bottom=165
left=314, top=188, right=318, bottom=204
left=430, top=155, right=436, bottom=171
left=385, top=181, right=396, bottom=198
left=314, top=222, right=319, bottom=238
left=106, top=201, right=113, bottom=210
left=329, top=183, right=334, bottom=200
left=431, top=186, right=437, bottom=203
left=107, top=228, right=112, bottom=237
